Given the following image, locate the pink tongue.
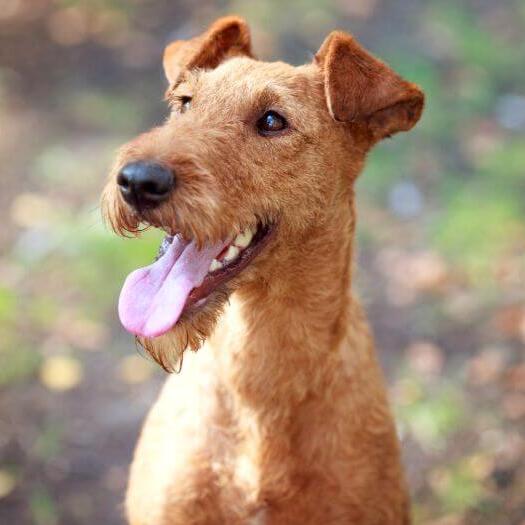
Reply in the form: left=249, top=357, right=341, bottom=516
left=118, top=236, right=226, bottom=338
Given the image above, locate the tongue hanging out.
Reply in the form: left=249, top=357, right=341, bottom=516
left=118, top=236, right=227, bottom=338
left=118, top=224, right=271, bottom=339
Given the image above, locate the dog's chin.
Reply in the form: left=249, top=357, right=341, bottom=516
left=138, top=287, right=230, bottom=372
left=136, top=221, right=277, bottom=372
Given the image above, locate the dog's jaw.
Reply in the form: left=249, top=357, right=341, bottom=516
left=137, top=286, right=230, bottom=372
left=130, top=220, right=277, bottom=371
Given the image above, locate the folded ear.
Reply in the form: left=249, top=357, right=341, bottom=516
left=314, top=31, right=424, bottom=141
left=163, top=16, right=253, bottom=84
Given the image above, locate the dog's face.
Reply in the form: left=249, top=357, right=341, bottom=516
left=102, top=16, right=423, bottom=370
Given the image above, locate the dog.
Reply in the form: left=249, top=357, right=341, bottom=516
left=102, top=15, right=424, bottom=525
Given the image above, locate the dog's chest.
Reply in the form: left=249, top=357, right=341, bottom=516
left=202, top=365, right=341, bottom=524
left=208, top=404, right=298, bottom=517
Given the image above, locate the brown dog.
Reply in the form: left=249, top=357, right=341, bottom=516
left=102, top=15, right=424, bottom=525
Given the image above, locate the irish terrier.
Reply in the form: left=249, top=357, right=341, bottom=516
left=102, top=15, right=424, bottom=525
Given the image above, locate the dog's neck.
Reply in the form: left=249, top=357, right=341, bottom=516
left=207, top=184, right=393, bottom=493
left=212, top=185, right=367, bottom=410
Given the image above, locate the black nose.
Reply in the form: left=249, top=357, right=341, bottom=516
left=117, top=161, right=174, bottom=209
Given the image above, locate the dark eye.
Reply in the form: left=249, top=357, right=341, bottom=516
left=180, top=96, right=192, bottom=113
left=256, top=110, right=288, bottom=136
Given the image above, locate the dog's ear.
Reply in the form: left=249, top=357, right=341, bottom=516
left=314, top=31, right=424, bottom=141
left=163, top=16, right=252, bottom=84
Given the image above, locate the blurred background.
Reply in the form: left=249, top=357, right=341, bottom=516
left=0, top=0, right=523, bottom=524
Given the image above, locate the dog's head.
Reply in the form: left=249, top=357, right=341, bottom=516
left=101, top=16, right=424, bottom=370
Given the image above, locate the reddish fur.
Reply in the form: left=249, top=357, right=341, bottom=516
left=101, top=16, right=424, bottom=525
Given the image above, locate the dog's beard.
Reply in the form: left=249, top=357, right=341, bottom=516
left=137, top=288, right=230, bottom=372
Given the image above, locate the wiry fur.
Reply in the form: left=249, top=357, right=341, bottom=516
left=102, top=16, right=424, bottom=525
left=138, top=287, right=230, bottom=372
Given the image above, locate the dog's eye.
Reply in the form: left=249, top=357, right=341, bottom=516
left=257, top=111, right=288, bottom=136
left=180, top=96, right=192, bottom=113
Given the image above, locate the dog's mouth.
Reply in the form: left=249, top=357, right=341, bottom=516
left=118, top=222, right=275, bottom=338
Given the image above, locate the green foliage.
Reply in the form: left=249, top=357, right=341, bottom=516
left=433, top=187, right=523, bottom=280
left=64, top=221, right=164, bottom=313
left=30, top=486, right=58, bottom=525
left=478, top=139, right=525, bottom=185
left=437, top=462, right=486, bottom=514
left=399, top=380, right=465, bottom=450
left=0, top=341, right=41, bottom=386
left=0, top=287, right=17, bottom=325
left=63, top=90, right=146, bottom=133
left=33, top=423, right=64, bottom=461
left=426, top=2, right=522, bottom=76
left=54, top=0, right=133, bottom=13
left=28, top=296, right=60, bottom=329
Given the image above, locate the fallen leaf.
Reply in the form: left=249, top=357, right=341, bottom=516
left=0, top=470, right=16, bottom=499
left=40, top=355, right=83, bottom=391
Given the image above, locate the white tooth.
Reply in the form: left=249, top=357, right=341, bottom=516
left=234, top=229, right=253, bottom=248
left=209, top=259, right=223, bottom=272
left=224, top=245, right=240, bottom=262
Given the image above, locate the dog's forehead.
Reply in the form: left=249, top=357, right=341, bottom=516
left=198, top=57, right=314, bottom=99
left=216, top=56, right=298, bottom=79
